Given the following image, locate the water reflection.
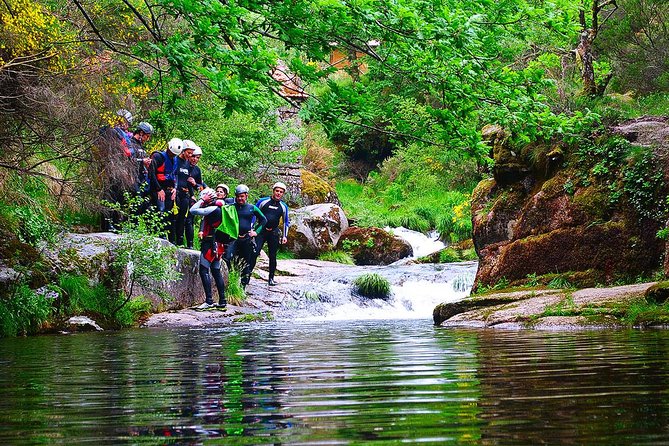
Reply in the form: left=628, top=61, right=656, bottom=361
left=1, top=323, right=669, bottom=444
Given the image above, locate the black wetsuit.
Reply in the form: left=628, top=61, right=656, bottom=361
left=175, top=157, right=193, bottom=247
left=184, top=164, right=205, bottom=249
left=225, top=202, right=267, bottom=286
left=250, top=197, right=290, bottom=281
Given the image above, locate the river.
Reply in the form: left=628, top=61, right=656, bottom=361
left=2, top=231, right=669, bottom=444
left=2, top=323, right=669, bottom=444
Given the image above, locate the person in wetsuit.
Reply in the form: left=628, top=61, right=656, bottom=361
left=225, top=184, right=267, bottom=289
left=183, top=145, right=206, bottom=249
left=174, top=139, right=197, bottom=247
left=149, top=137, right=183, bottom=243
left=189, top=188, right=232, bottom=309
left=250, top=181, right=290, bottom=285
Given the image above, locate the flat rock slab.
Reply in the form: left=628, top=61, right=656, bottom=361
left=435, top=282, right=657, bottom=329
left=143, top=305, right=269, bottom=328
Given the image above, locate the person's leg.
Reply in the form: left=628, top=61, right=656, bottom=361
left=185, top=208, right=195, bottom=249
left=174, top=192, right=189, bottom=247
left=210, top=259, right=226, bottom=306
left=198, top=252, right=214, bottom=305
left=238, top=238, right=255, bottom=288
left=247, top=231, right=267, bottom=279
left=164, top=192, right=176, bottom=244
left=266, top=230, right=280, bottom=284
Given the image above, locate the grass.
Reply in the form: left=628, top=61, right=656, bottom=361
left=318, top=250, right=355, bottom=264
left=353, top=273, right=391, bottom=300
left=0, top=284, right=52, bottom=337
left=336, top=178, right=473, bottom=243
left=226, top=259, right=248, bottom=306
left=59, top=274, right=151, bottom=328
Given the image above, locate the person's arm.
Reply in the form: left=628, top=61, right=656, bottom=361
left=281, top=202, right=290, bottom=242
left=252, top=206, right=267, bottom=234
left=149, top=152, right=162, bottom=193
left=189, top=199, right=219, bottom=216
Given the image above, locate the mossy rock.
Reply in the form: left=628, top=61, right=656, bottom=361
left=645, top=282, right=669, bottom=304
left=300, top=170, right=340, bottom=206
left=573, top=185, right=612, bottom=221
left=337, top=227, right=412, bottom=265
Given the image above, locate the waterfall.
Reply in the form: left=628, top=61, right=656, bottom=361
left=281, top=261, right=477, bottom=321
left=385, top=226, right=445, bottom=258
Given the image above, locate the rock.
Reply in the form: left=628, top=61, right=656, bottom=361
left=43, top=233, right=223, bottom=311
left=434, top=283, right=653, bottom=328
left=336, top=227, right=413, bottom=265
left=66, top=316, right=103, bottom=332
left=472, top=120, right=667, bottom=290
left=285, top=204, right=349, bottom=258
left=300, top=169, right=341, bottom=206
left=645, top=281, right=669, bottom=304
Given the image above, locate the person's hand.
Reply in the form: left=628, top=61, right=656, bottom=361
left=198, top=231, right=204, bottom=239
left=171, top=188, right=177, bottom=200
left=143, top=158, right=151, bottom=167
left=157, top=189, right=165, bottom=202
left=187, top=177, right=196, bottom=186
left=281, top=236, right=287, bottom=245
left=249, top=230, right=257, bottom=237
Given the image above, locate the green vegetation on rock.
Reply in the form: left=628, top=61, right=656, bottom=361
left=353, top=273, right=391, bottom=300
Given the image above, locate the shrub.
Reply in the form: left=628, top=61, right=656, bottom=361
left=353, top=273, right=391, bottom=300
left=318, top=250, right=355, bottom=265
left=0, top=284, right=52, bottom=337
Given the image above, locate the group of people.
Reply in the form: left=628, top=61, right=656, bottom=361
left=100, top=109, right=291, bottom=310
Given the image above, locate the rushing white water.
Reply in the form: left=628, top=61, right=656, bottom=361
left=289, top=261, right=477, bottom=322
left=386, top=226, right=445, bottom=258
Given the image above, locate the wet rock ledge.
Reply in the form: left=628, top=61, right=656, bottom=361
left=433, top=282, right=665, bottom=329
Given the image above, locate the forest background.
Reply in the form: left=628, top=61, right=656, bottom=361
left=1, top=0, right=668, bottom=334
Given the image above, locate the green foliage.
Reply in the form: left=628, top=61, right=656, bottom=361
left=318, top=250, right=355, bottom=265
left=547, top=276, right=575, bottom=290
left=353, top=273, right=391, bottom=300
left=575, top=136, right=667, bottom=221
left=58, top=274, right=151, bottom=327
left=107, top=195, right=181, bottom=313
left=337, top=177, right=473, bottom=242
left=234, top=312, right=273, bottom=323
left=226, top=259, right=247, bottom=306
left=0, top=284, right=52, bottom=337
left=541, top=294, right=576, bottom=317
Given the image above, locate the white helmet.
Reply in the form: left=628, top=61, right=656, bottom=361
left=168, top=137, right=183, bottom=155
left=192, top=146, right=202, bottom=156
left=182, top=139, right=197, bottom=151
left=116, top=109, right=133, bottom=124
left=272, top=181, right=287, bottom=192
left=199, top=187, right=216, bottom=202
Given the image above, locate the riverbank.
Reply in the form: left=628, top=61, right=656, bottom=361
left=433, top=282, right=669, bottom=329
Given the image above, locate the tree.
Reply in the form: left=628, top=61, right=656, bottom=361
left=575, top=0, right=618, bottom=96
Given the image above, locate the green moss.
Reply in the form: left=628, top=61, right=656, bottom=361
left=234, top=312, right=273, bottom=323
left=301, top=169, right=333, bottom=204
left=573, top=185, right=611, bottom=221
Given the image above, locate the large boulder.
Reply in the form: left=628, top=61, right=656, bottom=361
left=472, top=119, right=667, bottom=291
left=285, top=204, right=348, bottom=258
left=336, top=227, right=413, bottom=265
left=43, top=232, right=220, bottom=310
